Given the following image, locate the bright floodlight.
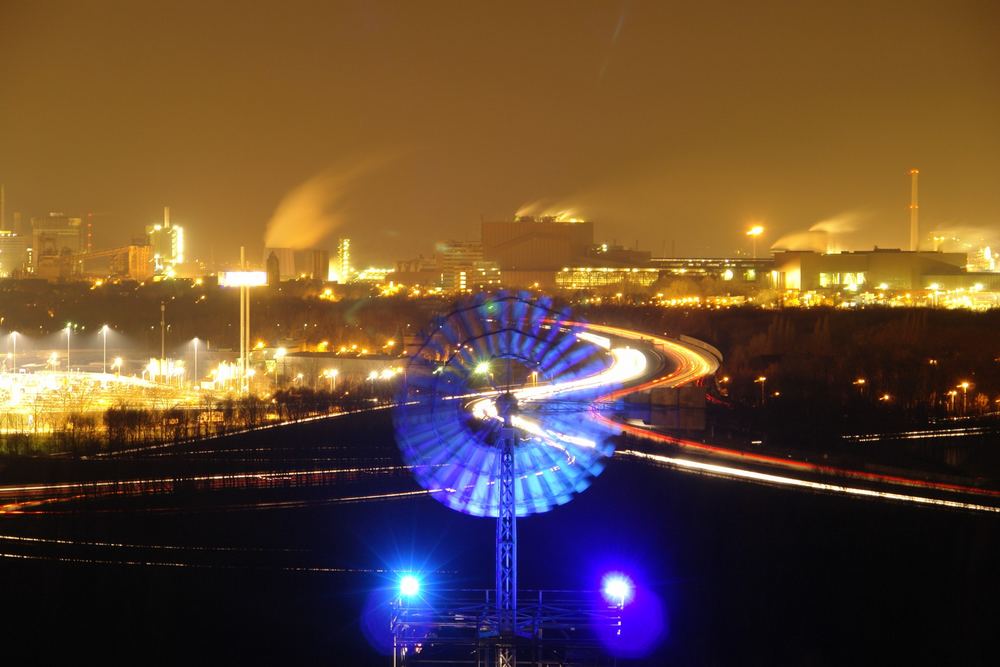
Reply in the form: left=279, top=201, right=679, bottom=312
left=399, top=574, right=421, bottom=597
left=602, top=573, right=634, bottom=606
left=218, top=271, right=268, bottom=287
left=474, top=361, right=490, bottom=375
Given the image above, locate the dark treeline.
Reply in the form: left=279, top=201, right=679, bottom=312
left=0, top=388, right=387, bottom=457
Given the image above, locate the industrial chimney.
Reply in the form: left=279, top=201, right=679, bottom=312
left=908, top=169, right=919, bottom=251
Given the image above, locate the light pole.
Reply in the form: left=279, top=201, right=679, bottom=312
left=64, top=324, right=72, bottom=372
left=112, top=357, right=123, bottom=377
left=160, top=302, right=166, bottom=363
left=274, top=347, right=286, bottom=388
left=101, top=324, right=110, bottom=374
left=9, top=331, right=16, bottom=373
left=755, top=375, right=767, bottom=405
left=192, top=338, right=199, bottom=388
left=959, top=381, right=970, bottom=414
left=324, top=368, right=339, bottom=392
left=747, top=225, right=764, bottom=259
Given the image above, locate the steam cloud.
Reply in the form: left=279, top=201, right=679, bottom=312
left=771, top=211, right=868, bottom=253
left=926, top=224, right=1000, bottom=253
left=264, top=156, right=389, bottom=250
left=515, top=199, right=583, bottom=221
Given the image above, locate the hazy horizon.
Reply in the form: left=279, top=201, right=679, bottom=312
left=2, top=1, right=998, bottom=266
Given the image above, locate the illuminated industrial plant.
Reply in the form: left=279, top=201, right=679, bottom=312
left=146, top=206, right=185, bottom=277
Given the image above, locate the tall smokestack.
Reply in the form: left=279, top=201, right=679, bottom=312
left=908, top=169, right=919, bottom=251
left=164, top=205, right=170, bottom=227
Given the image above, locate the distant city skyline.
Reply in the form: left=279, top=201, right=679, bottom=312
left=2, top=2, right=999, bottom=265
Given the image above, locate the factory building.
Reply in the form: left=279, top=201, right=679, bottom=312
left=437, top=240, right=488, bottom=290
left=771, top=249, right=967, bottom=291
left=650, top=257, right=773, bottom=283
left=78, top=243, right=154, bottom=281
left=0, top=230, right=28, bottom=277
left=482, top=216, right=594, bottom=271
left=311, top=249, right=330, bottom=281
left=32, top=212, right=84, bottom=280
left=335, top=238, right=352, bottom=282
left=147, top=207, right=185, bottom=277
left=392, top=255, right=441, bottom=287
left=266, top=251, right=280, bottom=286
left=264, top=247, right=296, bottom=280
left=555, top=267, right=660, bottom=290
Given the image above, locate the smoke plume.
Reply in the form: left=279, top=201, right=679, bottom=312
left=264, top=156, right=389, bottom=250
left=771, top=211, right=868, bottom=253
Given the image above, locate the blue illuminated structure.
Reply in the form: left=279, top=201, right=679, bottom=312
left=393, top=291, right=621, bottom=666
left=399, top=574, right=421, bottom=598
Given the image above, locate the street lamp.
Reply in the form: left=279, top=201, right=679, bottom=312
left=101, top=324, right=110, bottom=374
left=112, top=356, right=123, bottom=377
left=747, top=225, right=765, bottom=259
left=755, top=375, right=767, bottom=405
left=959, top=381, right=971, bottom=413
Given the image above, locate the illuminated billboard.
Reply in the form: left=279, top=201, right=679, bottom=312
left=218, top=271, right=268, bottom=287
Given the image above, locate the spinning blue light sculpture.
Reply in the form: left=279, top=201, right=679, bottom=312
left=393, top=291, right=618, bottom=517
left=394, top=291, right=620, bottom=664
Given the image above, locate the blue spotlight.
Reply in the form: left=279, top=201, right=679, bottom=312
left=399, top=574, right=421, bottom=598
left=602, top=573, right=634, bottom=607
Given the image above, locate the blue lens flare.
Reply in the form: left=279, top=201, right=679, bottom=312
left=602, top=573, right=634, bottom=606
left=399, top=574, right=420, bottom=597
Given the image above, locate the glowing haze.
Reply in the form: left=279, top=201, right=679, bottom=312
left=1, top=2, right=998, bottom=262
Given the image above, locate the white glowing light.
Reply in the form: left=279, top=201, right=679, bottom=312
left=218, top=271, right=268, bottom=287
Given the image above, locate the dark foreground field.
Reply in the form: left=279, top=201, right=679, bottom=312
left=0, top=411, right=997, bottom=665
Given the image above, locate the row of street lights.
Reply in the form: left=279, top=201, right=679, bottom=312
left=6, top=327, right=197, bottom=381
left=752, top=373, right=975, bottom=411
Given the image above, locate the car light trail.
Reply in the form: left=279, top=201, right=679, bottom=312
left=618, top=449, right=1000, bottom=514
left=578, top=322, right=1000, bottom=511
left=0, top=464, right=426, bottom=513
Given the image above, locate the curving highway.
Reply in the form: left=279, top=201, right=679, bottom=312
left=576, top=322, right=1000, bottom=514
